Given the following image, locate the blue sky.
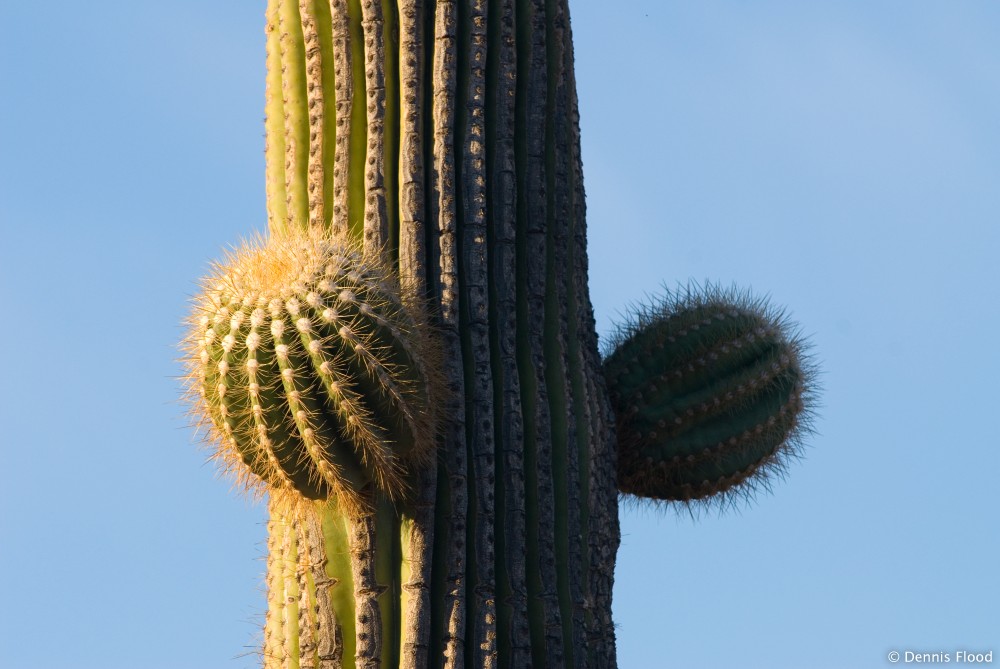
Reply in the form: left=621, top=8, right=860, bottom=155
left=1, top=2, right=997, bottom=668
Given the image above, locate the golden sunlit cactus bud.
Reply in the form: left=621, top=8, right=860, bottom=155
left=185, top=232, right=441, bottom=516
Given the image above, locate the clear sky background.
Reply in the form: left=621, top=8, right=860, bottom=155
left=1, top=2, right=997, bottom=668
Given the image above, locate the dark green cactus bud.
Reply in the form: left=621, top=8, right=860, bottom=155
left=185, top=232, right=441, bottom=516
left=603, top=285, right=816, bottom=504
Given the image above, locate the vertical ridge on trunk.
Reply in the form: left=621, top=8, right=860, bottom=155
left=542, top=0, right=584, bottom=664
left=298, top=0, right=327, bottom=229
left=351, top=509, right=385, bottom=668
left=397, top=0, right=428, bottom=291
left=360, top=0, right=389, bottom=254
left=330, top=0, right=353, bottom=236
left=396, top=5, right=437, bottom=667
left=299, top=518, right=320, bottom=669
left=265, top=2, right=289, bottom=235
left=284, top=515, right=304, bottom=669
left=265, top=508, right=287, bottom=669
left=429, top=2, right=470, bottom=666
left=356, top=5, right=398, bottom=663
left=457, top=0, right=498, bottom=666
left=557, top=1, right=595, bottom=663
left=399, top=470, right=436, bottom=669
left=485, top=0, right=532, bottom=665
left=305, top=509, right=344, bottom=668
left=312, top=0, right=338, bottom=231
left=515, top=0, right=564, bottom=664
left=560, top=3, right=620, bottom=661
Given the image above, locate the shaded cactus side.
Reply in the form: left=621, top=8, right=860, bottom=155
left=603, top=285, right=816, bottom=505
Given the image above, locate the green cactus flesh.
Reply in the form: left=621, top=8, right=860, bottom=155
left=190, top=233, right=438, bottom=514
left=603, top=287, right=813, bottom=503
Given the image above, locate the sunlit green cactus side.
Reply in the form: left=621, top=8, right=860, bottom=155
left=603, top=286, right=815, bottom=505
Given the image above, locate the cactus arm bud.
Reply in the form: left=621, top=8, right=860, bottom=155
left=604, top=285, right=817, bottom=506
left=185, top=233, right=441, bottom=517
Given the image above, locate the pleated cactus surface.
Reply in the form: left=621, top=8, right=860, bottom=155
left=187, top=233, right=439, bottom=515
left=603, top=287, right=815, bottom=504
left=186, top=0, right=620, bottom=667
left=183, top=0, right=819, bottom=666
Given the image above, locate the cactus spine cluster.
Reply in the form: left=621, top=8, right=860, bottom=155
left=603, top=287, right=814, bottom=504
left=185, top=0, right=817, bottom=667
left=188, top=233, right=439, bottom=515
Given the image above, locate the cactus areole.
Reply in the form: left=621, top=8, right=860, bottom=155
left=184, top=1, right=816, bottom=667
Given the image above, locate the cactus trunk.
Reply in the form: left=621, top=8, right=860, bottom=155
left=259, top=0, right=620, bottom=667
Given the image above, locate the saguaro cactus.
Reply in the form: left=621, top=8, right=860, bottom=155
left=187, top=1, right=619, bottom=667
left=185, top=1, right=816, bottom=667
